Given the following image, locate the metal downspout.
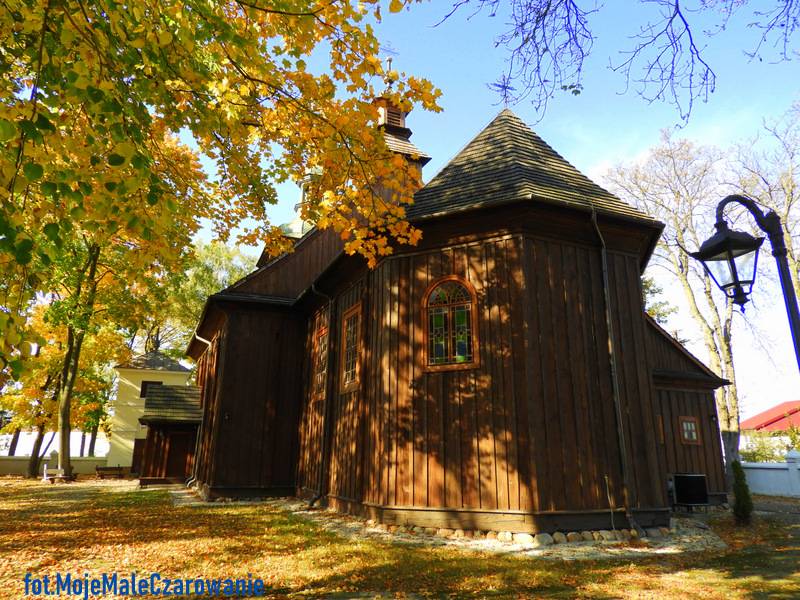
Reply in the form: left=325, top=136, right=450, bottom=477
left=589, top=208, right=645, bottom=536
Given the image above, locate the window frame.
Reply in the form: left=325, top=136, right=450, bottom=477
left=339, top=302, right=362, bottom=394
left=139, top=380, right=162, bottom=398
left=678, top=416, right=702, bottom=446
left=310, top=316, right=329, bottom=401
left=422, top=275, right=480, bottom=373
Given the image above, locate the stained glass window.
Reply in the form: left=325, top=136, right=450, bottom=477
left=426, top=280, right=475, bottom=367
left=340, top=305, right=361, bottom=392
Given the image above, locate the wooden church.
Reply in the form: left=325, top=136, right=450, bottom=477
left=187, top=104, right=727, bottom=533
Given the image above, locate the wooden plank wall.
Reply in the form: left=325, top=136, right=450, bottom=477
left=234, top=229, right=342, bottom=298
left=328, top=282, right=366, bottom=503
left=603, top=250, right=665, bottom=509
left=211, top=307, right=304, bottom=491
left=296, top=231, right=668, bottom=516
left=362, top=239, right=529, bottom=512
left=357, top=233, right=665, bottom=514
left=141, top=426, right=196, bottom=479
left=194, top=331, right=223, bottom=489
left=296, top=307, right=329, bottom=494
left=646, top=321, right=711, bottom=376
left=656, top=388, right=727, bottom=494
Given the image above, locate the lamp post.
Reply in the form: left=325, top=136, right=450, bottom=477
left=689, top=194, right=800, bottom=373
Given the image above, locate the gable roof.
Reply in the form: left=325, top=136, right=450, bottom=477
left=645, top=315, right=728, bottom=388
left=740, top=401, right=800, bottom=432
left=117, top=351, right=190, bottom=372
left=139, top=385, right=202, bottom=424
left=408, top=109, right=655, bottom=223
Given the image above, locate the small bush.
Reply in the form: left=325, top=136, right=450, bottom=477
left=732, top=460, right=753, bottom=525
left=739, top=432, right=787, bottom=462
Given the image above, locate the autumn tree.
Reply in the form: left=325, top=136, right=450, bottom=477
left=71, top=326, right=130, bottom=457
left=0, top=0, right=441, bottom=386
left=127, top=242, right=254, bottom=358
left=732, top=101, right=800, bottom=302
left=0, top=304, right=129, bottom=475
left=42, top=152, right=203, bottom=478
left=442, top=1, right=799, bottom=120
left=605, top=133, right=745, bottom=480
left=0, top=306, right=61, bottom=476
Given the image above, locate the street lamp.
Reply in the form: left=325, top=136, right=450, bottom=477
left=690, top=223, right=764, bottom=307
left=689, top=194, right=800, bottom=373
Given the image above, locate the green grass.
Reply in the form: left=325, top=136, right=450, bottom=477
left=0, top=478, right=798, bottom=599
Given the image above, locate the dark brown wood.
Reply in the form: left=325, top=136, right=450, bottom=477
left=131, top=438, right=145, bottom=475
left=190, top=200, right=725, bottom=530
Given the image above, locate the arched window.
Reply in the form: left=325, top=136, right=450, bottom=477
left=424, top=277, right=479, bottom=370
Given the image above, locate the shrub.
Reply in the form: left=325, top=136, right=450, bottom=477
left=732, top=460, right=753, bottom=525
left=739, top=432, right=785, bottom=463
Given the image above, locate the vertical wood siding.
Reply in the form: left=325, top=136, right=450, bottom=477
left=209, top=307, right=304, bottom=491
left=296, top=233, right=667, bottom=515
left=655, top=389, right=727, bottom=494
left=234, top=229, right=342, bottom=297
left=194, top=331, right=223, bottom=489
left=296, top=308, right=329, bottom=494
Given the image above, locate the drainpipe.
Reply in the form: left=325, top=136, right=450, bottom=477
left=186, top=332, right=212, bottom=489
left=308, top=283, right=333, bottom=507
left=589, top=207, right=644, bottom=537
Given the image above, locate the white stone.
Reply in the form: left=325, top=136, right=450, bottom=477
left=497, top=531, right=514, bottom=543
left=513, top=532, right=535, bottom=545
left=645, top=528, right=662, bottom=538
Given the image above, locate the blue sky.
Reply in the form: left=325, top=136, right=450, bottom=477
left=245, top=2, right=800, bottom=420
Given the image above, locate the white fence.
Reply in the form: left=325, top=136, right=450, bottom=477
left=742, top=450, right=800, bottom=498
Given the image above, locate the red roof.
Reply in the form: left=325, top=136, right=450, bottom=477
left=740, top=401, right=800, bottom=432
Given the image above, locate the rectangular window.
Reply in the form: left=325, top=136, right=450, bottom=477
left=339, top=303, right=361, bottom=393
left=311, top=325, right=328, bottom=398
left=139, top=381, right=162, bottom=398
left=679, top=416, right=701, bottom=445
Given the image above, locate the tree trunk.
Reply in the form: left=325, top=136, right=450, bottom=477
left=57, top=243, right=101, bottom=480
left=8, top=428, right=20, bottom=456
left=88, top=425, right=98, bottom=457
left=40, top=431, right=55, bottom=457
left=79, top=432, right=85, bottom=457
left=27, top=426, right=45, bottom=478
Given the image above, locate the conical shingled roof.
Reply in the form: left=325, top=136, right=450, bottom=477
left=408, top=109, right=654, bottom=222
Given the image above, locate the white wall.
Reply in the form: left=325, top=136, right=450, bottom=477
left=742, top=450, right=800, bottom=498
left=0, top=431, right=110, bottom=457
left=0, top=455, right=107, bottom=476
left=106, top=367, right=190, bottom=467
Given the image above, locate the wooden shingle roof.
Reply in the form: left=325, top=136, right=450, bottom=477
left=384, top=129, right=431, bottom=165
left=409, top=109, right=655, bottom=223
left=139, top=385, right=202, bottom=424
left=117, top=351, right=190, bottom=372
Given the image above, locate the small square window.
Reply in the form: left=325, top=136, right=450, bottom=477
left=140, top=381, right=162, bottom=398
left=679, top=416, right=701, bottom=445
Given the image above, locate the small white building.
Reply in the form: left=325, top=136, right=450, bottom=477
left=106, top=352, right=191, bottom=471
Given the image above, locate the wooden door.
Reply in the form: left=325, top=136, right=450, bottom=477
left=165, top=431, right=195, bottom=478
